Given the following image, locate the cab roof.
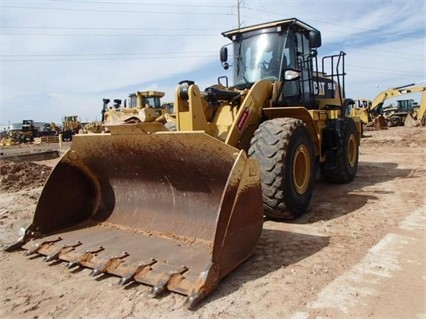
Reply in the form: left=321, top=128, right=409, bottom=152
left=222, top=18, right=319, bottom=39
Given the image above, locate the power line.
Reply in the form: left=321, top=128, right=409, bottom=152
left=343, top=45, right=423, bottom=59
left=243, top=6, right=422, bottom=36
left=2, top=5, right=235, bottom=16
left=241, top=6, right=423, bottom=47
left=2, top=32, right=218, bottom=37
left=43, top=0, right=232, bottom=8
left=347, top=65, right=424, bottom=77
left=1, top=25, right=224, bottom=31
left=2, top=51, right=216, bottom=57
left=2, top=57, right=422, bottom=75
left=1, top=54, right=217, bottom=62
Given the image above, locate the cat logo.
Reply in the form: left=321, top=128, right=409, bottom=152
left=314, top=81, right=326, bottom=95
left=314, top=80, right=337, bottom=98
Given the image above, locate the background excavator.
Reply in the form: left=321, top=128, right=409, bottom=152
left=350, top=83, right=426, bottom=127
left=6, top=18, right=360, bottom=308
left=412, top=90, right=426, bottom=126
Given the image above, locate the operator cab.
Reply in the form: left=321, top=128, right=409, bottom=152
left=128, top=92, right=165, bottom=109
left=221, top=18, right=328, bottom=109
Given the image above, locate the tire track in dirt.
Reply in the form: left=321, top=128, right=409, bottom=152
left=290, top=199, right=425, bottom=318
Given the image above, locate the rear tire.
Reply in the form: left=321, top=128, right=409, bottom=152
left=248, top=118, right=315, bottom=220
left=322, top=118, right=359, bottom=183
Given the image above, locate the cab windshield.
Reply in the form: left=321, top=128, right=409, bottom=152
left=144, top=96, right=161, bottom=108
left=234, top=31, right=290, bottom=88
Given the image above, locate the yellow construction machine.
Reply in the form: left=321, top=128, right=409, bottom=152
left=348, top=99, right=372, bottom=125
left=411, top=90, right=426, bottom=126
left=102, top=91, right=173, bottom=126
left=348, top=84, right=426, bottom=128
left=0, top=120, right=40, bottom=145
left=356, top=83, right=426, bottom=127
left=5, top=18, right=360, bottom=308
left=62, top=115, right=82, bottom=141
left=84, top=91, right=175, bottom=133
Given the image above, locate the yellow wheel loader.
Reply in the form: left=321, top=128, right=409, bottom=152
left=102, top=91, right=173, bottom=126
left=348, top=99, right=372, bottom=125
left=5, top=18, right=360, bottom=308
left=62, top=115, right=82, bottom=141
left=84, top=91, right=176, bottom=133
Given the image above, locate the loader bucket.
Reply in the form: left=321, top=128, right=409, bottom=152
left=14, top=126, right=264, bottom=308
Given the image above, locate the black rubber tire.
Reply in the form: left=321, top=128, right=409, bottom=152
left=322, top=118, right=359, bottom=183
left=388, top=115, right=402, bottom=127
left=248, top=118, right=315, bottom=220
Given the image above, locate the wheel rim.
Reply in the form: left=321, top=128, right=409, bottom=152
left=293, top=144, right=311, bottom=195
left=348, top=134, right=357, bottom=167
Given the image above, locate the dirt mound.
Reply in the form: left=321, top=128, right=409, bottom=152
left=0, top=160, right=52, bottom=193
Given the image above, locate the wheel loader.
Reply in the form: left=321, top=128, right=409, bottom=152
left=84, top=91, right=175, bottom=133
left=5, top=18, right=360, bottom=308
left=102, top=91, right=173, bottom=126
left=62, top=115, right=82, bottom=141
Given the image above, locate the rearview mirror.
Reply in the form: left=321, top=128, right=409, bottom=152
left=309, top=30, right=322, bottom=48
left=220, top=46, right=228, bottom=62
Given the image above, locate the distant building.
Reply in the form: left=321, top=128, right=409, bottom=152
left=0, top=121, right=49, bottom=132
left=0, top=123, right=20, bottom=132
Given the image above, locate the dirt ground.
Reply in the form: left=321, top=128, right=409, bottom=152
left=0, top=127, right=425, bottom=319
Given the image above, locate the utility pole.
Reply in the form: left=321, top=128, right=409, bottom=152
left=237, top=0, right=243, bottom=28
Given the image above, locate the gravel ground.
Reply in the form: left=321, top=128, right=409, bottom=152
left=0, top=127, right=425, bottom=319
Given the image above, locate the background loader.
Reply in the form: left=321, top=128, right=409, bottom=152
left=62, top=115, right=82, bottom=141
left=84, top=91, right=175, bottom=133
left=102, top=90, right=174, bottom=126
left=6, top=18, right=360, bottom=308
left=0, top=120, right=47, bottom=145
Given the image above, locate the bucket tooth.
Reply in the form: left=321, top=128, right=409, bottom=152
left=67, top=246, right=104, bottom=269
left=44, top=241, right=82, bottom=262
left=90, top=251, right=129, bottom=277
left=25, top=237, right=62, bottom=256
left=118, top=258, right=157, bottom=286
left=185, top=262, right=220, bottom=309
left=150, top=266, right=189, bottom=298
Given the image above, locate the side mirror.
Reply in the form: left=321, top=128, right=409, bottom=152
left=309, top=30, right=322, bottom=49
left=220, top=46, right=229, bottom=70
left=220, top=46, right=228, bottom=62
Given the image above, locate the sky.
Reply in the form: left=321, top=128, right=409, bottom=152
left=1, top=0, right=425, bottom=125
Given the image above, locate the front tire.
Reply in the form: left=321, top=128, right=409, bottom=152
left=248, top=118, right=315, bottom=220
left=387, top=115, right=403, bottom=127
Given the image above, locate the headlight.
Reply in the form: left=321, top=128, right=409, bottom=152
left=284, top=70, right=301, bottom=81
